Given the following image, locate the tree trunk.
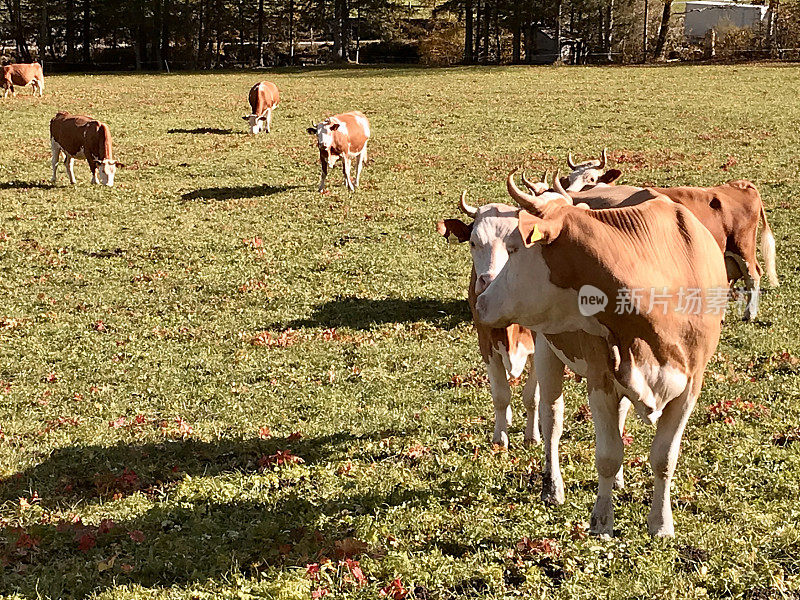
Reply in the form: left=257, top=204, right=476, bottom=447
left=257, top=0, right=264, bottom=65
left=652, top=0, right=672, bottom=60
left=161, top=0, right=170, bottom=63
left=511, top=0, right=521, bottom=64
left=554, top=0, right=562, bottom=64
left=767, top=0, right=778, bottom=56
left=606, top=0, right=614, bottom=61
left=642, top=0, right=649, bottom=59
left=481, top=0, right=489, bottom=64
left=38, top=2, right=48, bottom=62
left=289, top=0, right=295, bottom=64
left=66, top=0, right=75, bottom=61
left=154, top=0, right=163, bottom=69
left=464, top=0, right=473, bottom=64
left=82, top=0, right=91, bottom=63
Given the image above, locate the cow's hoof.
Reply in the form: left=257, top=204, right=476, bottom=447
left=492, top=431, right=509, bottom=449
left=590, top=496, right=614, bottom=537
left=541, top=476, right=565, bottom=505
left=523, top=435, right=541, bottom=448
left=647, top=512, right=674, bottom=537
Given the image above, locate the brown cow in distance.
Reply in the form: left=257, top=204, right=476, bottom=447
left=2, top=62, right=44, bottom=97
left=50, top=112, right=121, bottom=187
left=242, top=81, right=279, bottom=134
left=307, top=111, right=370, bottom=192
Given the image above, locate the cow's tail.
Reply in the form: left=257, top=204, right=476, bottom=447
left=760, top=201, right=778, bottom=287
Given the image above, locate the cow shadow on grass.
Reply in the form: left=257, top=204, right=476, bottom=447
left=167, top=127, right=238, bottom=135
left=181, top=184, right=300, bottom=201
left=284, top=295, right=471, bottom=331
left=0, top=430, right=405, bottom=508
left=2, top=485, right=430, bottom=599
left=0, top=180, right=56, bottom=190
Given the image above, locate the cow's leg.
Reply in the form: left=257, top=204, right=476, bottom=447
left=535, top=336, right=565, bottom=505
left=614, top=397, right=631, bottom=489
left=342, top=157, right=355, bottom=191
left=266, top=108, right=273, bottom=133
left=588, top=380, right=624, bottom=537
left=37, top=79, right=44, bottom=96
left=648, top=385, right=696, bottom=538
left=520, top=354, right=541, bottom=446
left=50, top=138, right=61, bottom=183
left=65, top=156, right=77, bottom=184
left=487, top=353, right=513, bottom=448
left=2, top=86, right=7, bottom=98
left=355, top=144, right=367, bottom=187
left=727, top=251, right=760, bottom=321
left=318, top=158, right=328, bottom=193
left=90, top=161, right=99, bottom=185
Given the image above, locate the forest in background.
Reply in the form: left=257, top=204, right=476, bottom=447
left=2, top=0, right=800, bottom=69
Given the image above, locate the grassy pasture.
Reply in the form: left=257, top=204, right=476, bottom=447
left=0, top=64, right=799, bottom=599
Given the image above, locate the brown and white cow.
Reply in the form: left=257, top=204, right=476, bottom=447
left=560, top=159, right=778, bottom=320
left=242, top=81, right=279, bottom=134
left=2, top=62, right=44, bottom=97
left=306, top=112, right=370, bottom=193
left=50, top=112, right=120, bottom=187
left=562, top=149, right=622, bottom=191
left=476, top=171, right=727, bottom=537
left=437, top=192, right=540, bottom=448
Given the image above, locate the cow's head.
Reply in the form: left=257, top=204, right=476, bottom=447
left=564, top=148, right=622, bottom=191
left=243, top=113, right=267, bottom=134
left=437, top=191, right=526, bottom=296
left=306, top=119, right=341, bottom=166
left=94, top=158, right=121, bottom=187
left=476, top=170, right=578, bottom=328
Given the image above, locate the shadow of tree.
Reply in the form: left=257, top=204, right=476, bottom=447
left=284, top=295, right=471, bottom=330
left=167, top=127, right=236, bottom=135
left=181, top=184, right=298, bottom=201
left=0, top=180, right=55, bottom=190
left=0, top=430, right=403, bottom=507
left=2, top=487, right=429, bottom=598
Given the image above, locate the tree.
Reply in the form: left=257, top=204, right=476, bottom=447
left=652, top=0, right=672, bottom=60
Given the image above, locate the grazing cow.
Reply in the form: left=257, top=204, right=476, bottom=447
left=2, top=62, right=44, bottom=97
left=437, top=192, right=540, bottom=448
left=476, top=171, right=727, bottom=537
left=50, top=112, right=120, bottom=187
left=242, top=81, right=279, bottom=134
left=561, top=159, right=778, bottom=320
left=306, top=112, right=370, bottom=193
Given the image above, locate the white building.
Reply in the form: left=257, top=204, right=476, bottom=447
left=684, top=1, right=769, bottom=39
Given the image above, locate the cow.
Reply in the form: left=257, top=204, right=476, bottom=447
left=560, top=159, right=778, bottom=320
left=2, top=62, right=44, bottom=97
left=475, top=170, right=727, bottom=537
left=562, top=149, right=622, bottom=191
left=50, top=112, right=121, bottom=187
left=306, top=112, right=370, bottom=193
left=437, top=192, right=540, bottom=449
left=242, top=81, right=279, bottom=134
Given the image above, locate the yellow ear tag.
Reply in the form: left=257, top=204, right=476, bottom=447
left=528, top=223, right=544, bottom=244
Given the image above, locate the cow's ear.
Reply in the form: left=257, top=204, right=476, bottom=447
left=114, top=161, right=125, bottom=168
left=258, top=116, right=267, bottom=121
left=436, top=219, right=472, bottom=243
left=242, top=116, right=250, bottom=121
left=306, top=127, right=317, bottom=135
left=329, top=123, right=340, bottom=131
left=598, top=169, right=622, bottom=184
left=518, top=210, right=558, bottom=247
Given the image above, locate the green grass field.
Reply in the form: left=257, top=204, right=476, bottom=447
left=0, top=64, right=799, bottom=599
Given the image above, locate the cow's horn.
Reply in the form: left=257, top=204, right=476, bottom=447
left=507, top=169, right=545, bottom=214
left=459, top=190, right=478, bottom=218
left=598, top=147, right=607, bottom=169
left=567, top=152, right=577, bottom=170
left=552, top=169, right=573, bottom=204
left=520, top=170, right=537, bottom=193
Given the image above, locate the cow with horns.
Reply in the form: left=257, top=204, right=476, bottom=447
left=561, top=154, right=778, bottom=320
left=475, top=169, right=727, bottom=537
left=563, top=148, right=622, bottom=192
left=307, top=111, right=370, bottom=193
left=437, top=191, right=541, bottom=449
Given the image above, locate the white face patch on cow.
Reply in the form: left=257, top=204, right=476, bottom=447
left=469, top=204, right=524, bottom=296
left=96, top=159, right=116, bottom=187
left=246, top=114, right=267, bottom=134
left=566, top=161, right=603, bottom=192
